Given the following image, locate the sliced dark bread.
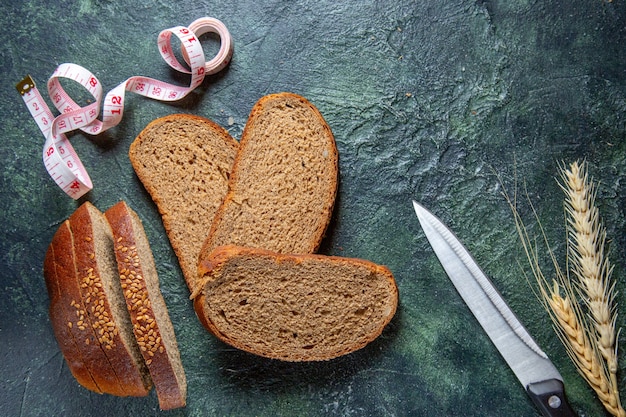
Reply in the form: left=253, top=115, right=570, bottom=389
left=68, top=202, right=152, bottom=396
left=195, top=246, right=398, bottom=362
left=196, top=93, right=338, bottom=293
left=105, top=201, right=186, bottom=410
left=44, top=220, right=104, bottom=394
left=129, top=114, right=238, bottom=292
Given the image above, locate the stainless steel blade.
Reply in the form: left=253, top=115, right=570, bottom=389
left=412, top=200, right=563, bottom=389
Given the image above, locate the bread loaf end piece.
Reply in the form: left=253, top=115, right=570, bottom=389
left=44, top=221, right=102, bottom=394
left=105, top=201, right=187, bottom=410
left=129, top=114, right=238, bottom=292
left=69, top=202, right=152, bottom=396
left=196, top=246, right=398, bottom=361
left=198, top=93, right=338, bottom=269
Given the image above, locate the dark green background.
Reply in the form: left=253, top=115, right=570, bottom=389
left=1, top=0, right=625, bottom=415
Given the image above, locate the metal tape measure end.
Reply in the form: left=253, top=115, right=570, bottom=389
left=16, top=75, right=35, bottom=96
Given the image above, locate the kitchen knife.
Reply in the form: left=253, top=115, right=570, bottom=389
left=412, top=200, right=576, bottom=417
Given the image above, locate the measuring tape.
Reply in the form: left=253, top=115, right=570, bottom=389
left=16, top=17, right=233, bottom=199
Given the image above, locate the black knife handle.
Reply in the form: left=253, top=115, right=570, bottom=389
left=527, top=379, right=577, bottom=417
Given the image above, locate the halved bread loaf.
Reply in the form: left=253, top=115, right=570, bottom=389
left=197, top=93, right=338, bottom=292
left=105, top=201, right=187, bottom=410
left=67, top=202, right=153, bottom=396
left=129, top=114, right=238, bottom=292
left=195, top=246, right=398, bottom=361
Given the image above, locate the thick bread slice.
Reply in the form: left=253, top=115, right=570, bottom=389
left=129, top=114, right=238, bottom=292
left=197, top=93, right=338, bottom=290
left=68, top=202, right=152, bottom=396
left=195, top=246, right=398, bottom=362
left=105, top=201, right=187, bottom=410
left=44, top=221, right=103, bottom=394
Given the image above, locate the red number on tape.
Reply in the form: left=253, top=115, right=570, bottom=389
left=16, top=17, right=233, bottom=199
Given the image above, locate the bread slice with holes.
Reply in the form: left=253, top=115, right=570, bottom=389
left=196, top=93, right=338, bottom=293
left=105, top=201, right=187, bottom=410
left=194, top=245, right=398, bottom=361
left=129, top=114, right=238, bottom=292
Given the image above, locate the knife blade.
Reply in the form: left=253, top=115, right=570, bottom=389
left=412, top=200, right=576, bottom=417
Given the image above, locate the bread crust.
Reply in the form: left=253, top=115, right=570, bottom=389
left=105, top=201, right=186, bottom=410
left=45, top=217, right=128, bottom=395
left=68, top=202, right=152, bottom=396
left=129, top=114, right=238, bottom=292
left=195, top=245, right=398, bottom=362
left=44, top=221, right=102, bottom=394
left=197, top=93, right=339, bottom=293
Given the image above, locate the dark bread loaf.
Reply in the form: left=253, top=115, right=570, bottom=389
left=196, top=93, right=338, bottom=293
left=105, top=201, right=187, bottom=410
left=194, top=246, right=398, bottom=361
left=44, top=220, right=104, bottom=394
left=129, top=114, right=238, bottom=292
left=44, top=203, right=152, bottom=396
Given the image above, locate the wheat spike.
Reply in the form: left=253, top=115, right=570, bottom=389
left=502, top=163, right=625, bottom=417
left=547, top=280, right=624, bottom=416
left=560, top=161, right=624, bottom=415
left=561, top=162, right=618, bottom=369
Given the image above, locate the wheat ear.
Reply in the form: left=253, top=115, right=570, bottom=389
left=546, top=279, right=624, bottom=416
left=560, top=161, right=624, bottom=415
left=502, top=168, right=625, bottom=417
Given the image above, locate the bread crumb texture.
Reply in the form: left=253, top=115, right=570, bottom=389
left=201, top=247, right=397, bottom=361
left=129, top=114, right=237, bottom=290
left=203, top=93, right=338, bottom=256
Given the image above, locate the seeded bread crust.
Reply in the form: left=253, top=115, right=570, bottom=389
left=129, top=114, right=238, bottom=292
left=105, top=201, right=187, bottom=410
left=196, top=93, right=338, bottom=294
left=68, top=202, right=152, bottom=396
left=44, top=221, right=103, bottom=394
left=195, top=246, right=398, bottom=362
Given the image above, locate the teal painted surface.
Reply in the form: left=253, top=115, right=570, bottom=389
left=1, top=0, right=625, bottom=415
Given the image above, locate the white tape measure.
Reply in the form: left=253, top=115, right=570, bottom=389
left=16, top=17, right=233, bottom=199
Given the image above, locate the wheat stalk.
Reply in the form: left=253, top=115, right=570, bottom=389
left=546, top=279, right=624, bottom=416
left=561, top=162, right=618, bottom=367
left=560, top=161, right=623, bottom=415
left=502, top=162, right=625, bottom=417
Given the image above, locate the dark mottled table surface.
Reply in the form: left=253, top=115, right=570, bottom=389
left=1, top=1, right=625, bottom=416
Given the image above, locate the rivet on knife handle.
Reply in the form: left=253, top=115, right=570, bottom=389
left=527, top=379, right=576, bottom=417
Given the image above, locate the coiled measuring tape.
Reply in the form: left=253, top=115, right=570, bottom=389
left=16, top=17, right=233, bottom=199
